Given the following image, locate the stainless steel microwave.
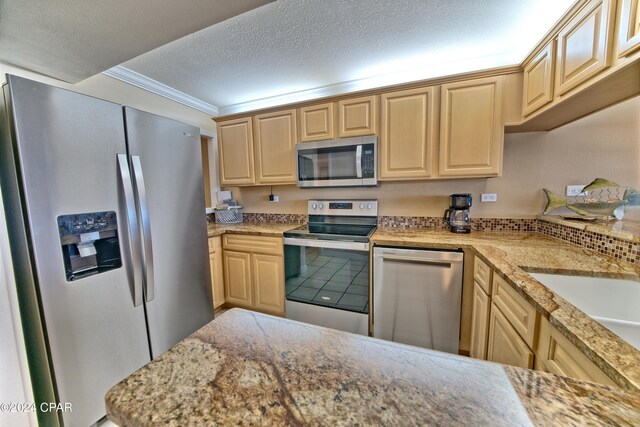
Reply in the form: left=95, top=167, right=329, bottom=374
left=297, top=136, right=377, bottom=188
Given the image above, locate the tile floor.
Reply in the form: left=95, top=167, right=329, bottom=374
left=286, top=251, right=369, bottom=313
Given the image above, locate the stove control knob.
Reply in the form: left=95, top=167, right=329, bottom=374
left=359, top=203, right=365, bottom=209
left=312, top=203, right=317, bottom=209
left=319, top=203, right=324, bottom=209
left=367, top=203, right=373, bottom=209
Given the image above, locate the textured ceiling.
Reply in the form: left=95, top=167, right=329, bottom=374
left=122, top=0, right=575, bottom=115
left=0, top=0, right=272, bottom=82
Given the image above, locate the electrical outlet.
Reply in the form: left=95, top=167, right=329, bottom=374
left=269, top=194, right=279, bottom=202
left=566, top=185, right=586, bottom=196
left=481, top=193, right=497, bottom=202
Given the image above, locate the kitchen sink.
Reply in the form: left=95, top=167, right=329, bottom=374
left=529, top=273, right=640, bottom=350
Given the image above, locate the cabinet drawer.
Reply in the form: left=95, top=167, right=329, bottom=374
left=473, top=256, right=492, bottom=294
left=223, top=234, right=283, bottom=255
left=492, top=274, right=539, bottom=348
left=535, top=316, right=616, bottom=387
left=208, top=236, right=221, bottom=254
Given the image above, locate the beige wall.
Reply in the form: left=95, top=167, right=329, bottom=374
left=0, top=63, right=216, bottom=133
left=226, top=96, right=640, bottom=219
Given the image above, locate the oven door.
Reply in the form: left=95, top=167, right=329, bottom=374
left=283, top=237, right=370, bottom=335
left=297, top=138, right=376, bottom=187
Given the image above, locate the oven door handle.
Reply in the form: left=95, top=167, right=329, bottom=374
left=284, top=237, right=369, bottom=251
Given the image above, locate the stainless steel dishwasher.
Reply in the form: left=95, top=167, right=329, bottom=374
left=373, top=247, right=464, bottom=354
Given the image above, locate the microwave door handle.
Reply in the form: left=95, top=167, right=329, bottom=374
left=131, top=156, right=154, bottom=302
left=117, top=154, right=143, bottom=307
left=356, top=145, right=362, bottom=178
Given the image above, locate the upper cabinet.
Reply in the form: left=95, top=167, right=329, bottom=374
left=617, top=0, right=640, bottom=57
left=299, top=102, right=334, bottom=142
left=338, top=95, right=378, bottom=137
left=555, top=0, right=616, bottom=96
left=254, top=109, right=297, bottom=184
left=439, top=76, right=504, bottom=177
left=218, top=117, right=255, bottom=186
left=379, top=87, right=437, bottom=180
left=522, top=41, right=555, bottom=116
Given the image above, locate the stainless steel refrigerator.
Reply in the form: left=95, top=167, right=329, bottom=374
left=0, top=75, right=214, bottom=426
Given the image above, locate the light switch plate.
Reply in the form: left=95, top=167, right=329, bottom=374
left=566, top=185, right=586, bottom=196
left=481, top=193, right=497, bottom=202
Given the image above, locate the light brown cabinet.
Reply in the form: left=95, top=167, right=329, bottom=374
left=617, top=0, right=640, bottom=57
left=522, top=41, right=555, bottom=116
left=379, top=87, right=437, bottom=180
left=534, top=316, right=616, bottom=386
left=555, top=0, right=616, bottom=96
left=470, top=281, right=491, bottom=359
left=491, top=274, right=539, bottom=348
left=223, top=250, right=253, bottom=307
left=222, top=234, right=285, bottom=316
left=439, top=76, right=504, bottom=177
left=254, top=109, right=297, bottom=184
left=217, top=117, right=255, bottom=185
left=208, top=237, right=225, bottom=310
left=487, top=304, right=535, bottom=369
left=299, top=102, right=334, bottom=142
left=338, top=95, right=378, bottom=137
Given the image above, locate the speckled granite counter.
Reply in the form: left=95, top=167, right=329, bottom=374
left=106, top=309, right=640, bottom=426
left=371, top=228, right=640, bottom=391
left=207, top=222, right=299, bottom=237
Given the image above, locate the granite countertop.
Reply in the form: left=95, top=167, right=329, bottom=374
left=371, top=228, right=640, bottom=391
left=207, top=222, right=300, bottom=237
left=106, top=309, right=640, bottom=426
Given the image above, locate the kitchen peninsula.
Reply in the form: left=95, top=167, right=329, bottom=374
left=106, top=309, right=639, bottom=426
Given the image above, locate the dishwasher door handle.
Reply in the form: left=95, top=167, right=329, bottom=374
left=377, top=255, right=454, bottom=267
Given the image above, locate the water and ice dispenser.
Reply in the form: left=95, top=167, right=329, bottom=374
left=57, top=211, right=122, bottom=281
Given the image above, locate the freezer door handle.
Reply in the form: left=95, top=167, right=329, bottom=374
left=131, top=155, right=155, bottom=302
left=117, top=154, right=143, bottom=307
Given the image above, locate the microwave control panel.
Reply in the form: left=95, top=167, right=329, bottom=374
left=361, top=143, right=375, bottom=178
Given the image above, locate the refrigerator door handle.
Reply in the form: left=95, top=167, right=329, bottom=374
left=131, top=155, right=155, bottom=302
left=117, top=154, right=144, bottom=307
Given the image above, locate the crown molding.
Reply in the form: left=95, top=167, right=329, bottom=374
left=102, top=65, right=218, bottom=116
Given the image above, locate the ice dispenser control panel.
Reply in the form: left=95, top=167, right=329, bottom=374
left=57, top=211, right=122, bottom=281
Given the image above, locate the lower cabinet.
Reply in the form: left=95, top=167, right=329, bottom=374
left=208, top=236, right=225, bottom=310
left=487, top=304, right=534, bottom=369
left=469, top=281, right=491, bottom=359
left=222, top=234, right=285, bottom=316
left=469, top=252, right=617, bottom=387
left=535, top=316, right=616, bottom=387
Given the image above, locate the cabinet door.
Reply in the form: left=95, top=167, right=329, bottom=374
left=254, top=109, right=297, bottom=184
left=209, top=238, right=225, bottom=309
left=522, top=41, right=555, bottom=116
left=379, top=87, right=436, bottom=180
left=252, top=253, right=285, bottom=315
left=535, top=316, right=616, bottom=386
left=439, top=76, right=503, bottom=177
left=487, top=305, right=534, bottom=369
left=217, top=117, right=255, bottom=185
left=338, top=95, right=378, bottom=137
left=223, top=250, right=252, bottom=308
left=556, top=0, right=615, bottom=95
left=470, top=282, right=491, bottom=360
left=618, top=0, right=640, bottom=57
left=299, top=103, right=334, bottom=142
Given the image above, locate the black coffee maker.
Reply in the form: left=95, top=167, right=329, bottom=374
left=444, top=194, right=472, bottom=233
